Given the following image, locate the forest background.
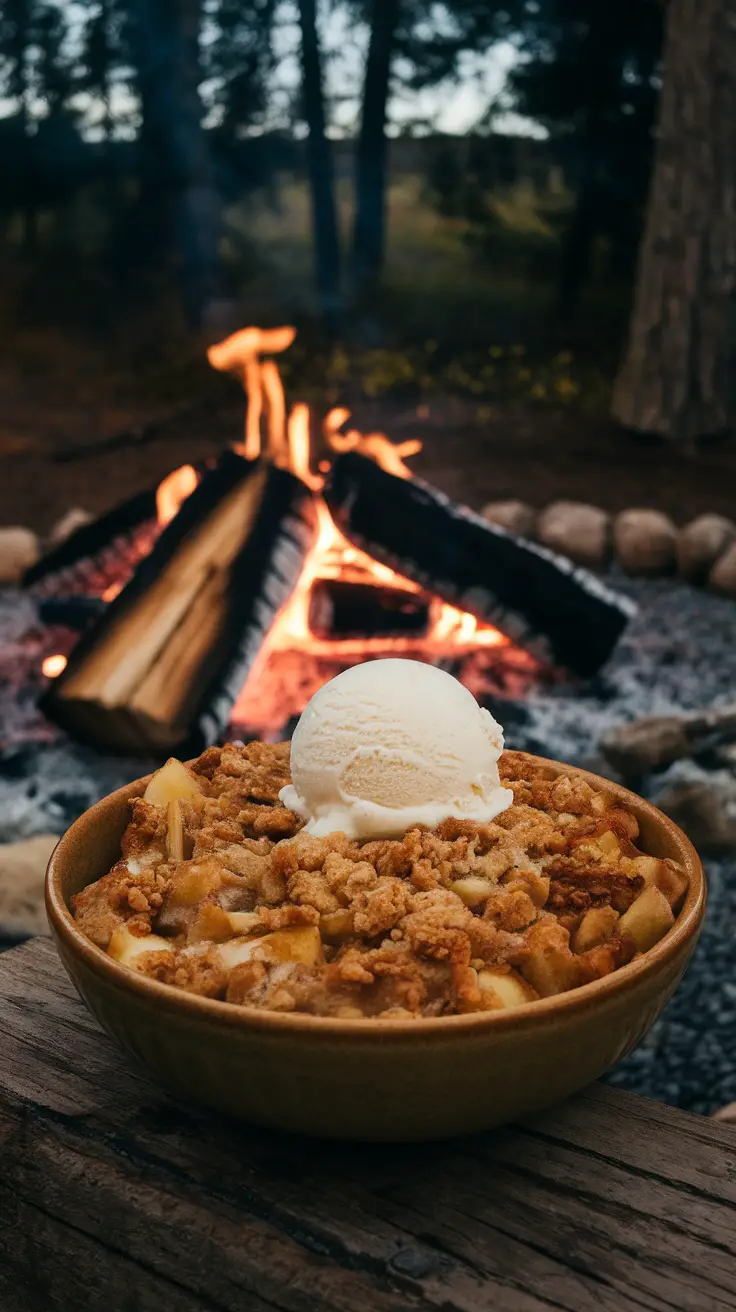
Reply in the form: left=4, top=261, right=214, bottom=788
left=2, top=0, right=734, bottom=530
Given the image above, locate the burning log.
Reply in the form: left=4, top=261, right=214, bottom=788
left=24, top=486, right=159, bottom=589
left=37, top=596, right=107, bottom=630
left=308, top=579, right=430, bottom=639
left=43, top=452, right=316, bottom=755
left=325, top=453, right=634, bottom=678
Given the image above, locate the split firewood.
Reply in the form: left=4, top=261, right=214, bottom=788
left=601, top=706, right=736, bottom=777
left=43, top=452, right=316, bottom=755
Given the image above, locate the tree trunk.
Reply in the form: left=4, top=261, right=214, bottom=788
left=126, top=0, right=222, bottom=328
left=297, top=0, right=342, bottom=331
left=612, top=0, right=736, bottom=440
left=352, top=0, right=401, bottom=296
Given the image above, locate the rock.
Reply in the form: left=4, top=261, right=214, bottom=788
left=613, top=509, right=678, bottom=575
left=712, top=1103, right=736, bottom=1123
left=0, top=527, right=40, bottom=585
left=0, top=834, right=59, bottom=936
left=49, top=507, right=94, bottom=547
left=601, top=717, right=692, bottom=777
left=677, top=514, right=736, bottom=582
left=654, top=778, right=736, bottom=852
left=537, top=501, right=609, bottom=568
left=709, top=541, right=736, bottom=597
left=480, top=500, right=536, bottom=538
left=601, top=706, right=736, bottom=777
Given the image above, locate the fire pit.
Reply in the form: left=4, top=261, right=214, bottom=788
left=25, top=327, right=630, bottom=754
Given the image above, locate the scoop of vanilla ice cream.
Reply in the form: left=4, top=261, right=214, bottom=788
left=278, top=659, right=512, bottom=839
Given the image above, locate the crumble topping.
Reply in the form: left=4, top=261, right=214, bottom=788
left=71, top=741, right=688, bottom=1018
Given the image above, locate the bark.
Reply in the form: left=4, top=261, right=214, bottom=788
left=126, top=0, right=222, bottom=328
left=297, top=0, right=342, bottom=330
left=352, top=0, right=401, bottom=295
left=612, top=0, right=736, bottom=440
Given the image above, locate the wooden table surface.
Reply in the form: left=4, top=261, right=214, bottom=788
left=1, top=939, right=735, bottom=1312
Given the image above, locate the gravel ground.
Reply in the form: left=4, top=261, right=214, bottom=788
left=0, top=571, right=734, bottom=1114
left=508, top=572, right=736, bottom=1115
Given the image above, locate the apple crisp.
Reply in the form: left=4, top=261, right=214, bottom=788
left=72, top=743, right=688, bottom=1018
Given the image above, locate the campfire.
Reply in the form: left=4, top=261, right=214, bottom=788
left=30, top=328, right=632, bottom=755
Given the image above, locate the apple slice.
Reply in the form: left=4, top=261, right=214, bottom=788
left=167, top=798, right=184, bottom=861
left=478, top=969, right=537, bottom=1009
left=618, top=885, right=674, bottom=953
left=216, top=925, right=323, bottom=973
left=572, top=905, right=620, bottom=953
left=144, top=758, right=203, bottom=806
left=450, top=877, right=494, bottom=908
left=108, top=927, right=174, bottom=970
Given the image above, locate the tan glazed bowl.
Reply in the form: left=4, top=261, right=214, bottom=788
left=46, top=755, right=706, bottom=1141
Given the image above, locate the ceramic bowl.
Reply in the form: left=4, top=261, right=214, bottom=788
left=46, top=755, right=705, bottom=1141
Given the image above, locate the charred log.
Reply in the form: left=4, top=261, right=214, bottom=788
left=308, top=579, right=429, bottom=639
left=37, top=597, right=107, bottom=630
left=325, top=453, right=633, bottom=678
left=43, top=453, right=316, bottom=755
left=24, top=488, right=160, bottom=588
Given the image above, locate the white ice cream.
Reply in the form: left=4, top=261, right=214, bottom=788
left=279, top=659, right=512, bottom=840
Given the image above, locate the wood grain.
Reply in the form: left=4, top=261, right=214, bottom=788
left=1, top=939, right=735, bottom=1312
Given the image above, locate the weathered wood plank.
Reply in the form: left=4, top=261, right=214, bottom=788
left=1, top=939, right=735, bottom=1312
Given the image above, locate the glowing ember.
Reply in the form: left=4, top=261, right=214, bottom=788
left=42, top=654, right=67, bottom=678
left=101, top=581, right=122, bottom=602
left=156, top=464, right=199, bottom=527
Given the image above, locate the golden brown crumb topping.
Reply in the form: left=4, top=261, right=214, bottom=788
left=71, top=742, right=688, bottom=1018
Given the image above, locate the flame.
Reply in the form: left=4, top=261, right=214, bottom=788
left=261, top=359, right=287, bottom=464
left=208, top=326, right=296, bottom=460
left=42, top=654, right=67, bottom=678
left=320, top=407, right=420, bottom=478
left=232, top=499, right=507, bottom=727
left=287, top=403, right=322, bottom=490
left=207, top=326, right=296, bottom=371
left=156, top=464, right=198, bottom=527
left=206, top=324, right=511, bottom=732
left=323, top=407, right=351, bottom=439
left=78, top=325, right=513, bottom=737
left=208, top=330, right=423, bottom=480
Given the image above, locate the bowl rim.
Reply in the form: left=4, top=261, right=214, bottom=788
left=46, top=752, right=706, bottom=1044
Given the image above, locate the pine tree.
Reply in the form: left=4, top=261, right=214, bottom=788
left=35, top=0, right=74, bottom=114
left=297, top=0, right=342, bottom=329
left=79, top=0, right=126, bottom=140
left=125, top=0, right=223, bottom=327
left=500, top=0, right=663, bottom=324
left=205, top=0, right=275, bottom=140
